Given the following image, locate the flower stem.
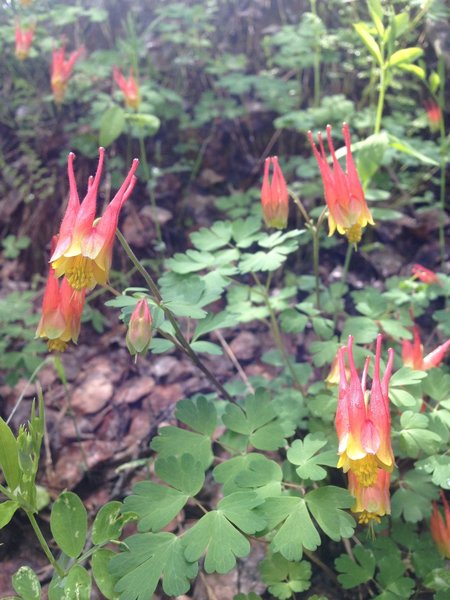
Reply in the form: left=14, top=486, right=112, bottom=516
left=374, top=66, right=386, bottom=135
left=116, top=229, right=234, bottom=402
left=138, top=136, right=162, bottom=246
left=26, top=511, right=64, bottom=578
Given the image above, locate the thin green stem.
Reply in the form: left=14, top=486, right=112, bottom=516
left=26, top=511, right=64, bottom=577
left=374, top=66, right=386, bottom=135
left=289, top=188, right=312, bottom=225
left=310, top=0, right=321, bottom=106
left=312, top=226, right=321, bottom=310
left=116, top=229, right=234, bottom=402
left=252, top=274, right=305, bottom=394
left=138, top=136, right=162, bottom=245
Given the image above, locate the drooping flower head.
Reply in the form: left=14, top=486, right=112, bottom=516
left=36, top=237, right=86, bottom=352
left=113, top=67, right=140, bottom=110
left=430, top=492, right=450, bottom=558
left=126, top=298, right=153, bottom=358
left=50, top=148, right=139, bottom=291
left=308, top=123, right=374, bottom=244
left=402, top=324, right=450, bottom=371
left=424, top=101, right=443, bottom=133
left=336, top=334, right=394, bottom=487
left=260, top=156, right=289, bottom=229
left=51, top=45, right=83, bottom=103
left=15, top=22, right=34, bottom=61
left=411, top=263, right=440, bottom=285
left=348, top=469, right=391, bottom=525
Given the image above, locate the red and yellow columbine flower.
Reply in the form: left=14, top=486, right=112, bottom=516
left=308, top=123, right=374, bottom=244
left=402, top=325, right=450, bottom=370
left=51, top=45, right=83, bottom=104
left=261, top=156, right=289, bottom=229
left=424, top=101, right=443, bottom=133
left=336, top=334, right=394, bottom=487
left=126, top=298, right=153, bottom=357
left=411, top=263, right=440, bottom=285
left=430, top=492, right=450, bottom=558
left=50, top=148, right=139, bottom=291
left=113, top=67, right=140, bottom=110
left=15, top=22, right=34, bottom=61
left=348, top=469, right=391, bottom=525
left=36, top=239, right=86, bottom=352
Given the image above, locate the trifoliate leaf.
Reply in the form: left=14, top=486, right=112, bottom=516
left=155, top=454, right=205, bottom=495
left=415, top=455, right=450, bottom=489
left=111, top=532, right=198, bottom=599
left=279, top=309, right=308, bottom=334
left=342, top=317, right=379, bottom=344
left=175, top=397, right=217, bottom=437
left=222, top=389, right=288, bottom=450
left=305, top=486, right=355, bottom=541
left=150, top=426, right=213, bottom=468
left=397, top=411, right=442, bottom=457
left=183, top=510, right=250, bottom=573
left=190, top=221, right=232, bottom=251
left=217, top=491, right=266, bottom=534
left=192, top=312, right=237, bottom=341
left=213, top=453, right=282, bottom=497
left=391, top=470, right=437, bottom=522
left=260, top=553, right=312, bottom=600
left=263, top=496, right=321, bottom=560
left=287, top=434, right=336, bottom=481
left=422, top=369, right=450, bottom=403
left=310, top=339, right=339, bottom=367
left=123, top=482, right=188, bottom=532
left=335, top=546, right=376, bottom=588
left=231, top=216, right=262, bottom=248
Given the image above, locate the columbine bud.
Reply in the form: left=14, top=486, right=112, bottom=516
left=260, top=156, right=289, bottom=229
left=126, top=299, right=152, bottom=357
left=430, top=492, right=450, bottom=558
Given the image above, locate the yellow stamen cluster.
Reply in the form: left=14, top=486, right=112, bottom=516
left=344, top=223, right=362, bottom=244
left=348, top=455, right=378, bottom=487
left=358, top=511, right=381, bottom=525
left=64, top=256, right=95, bottom=291
left=47, top=339, right=68, bottom=352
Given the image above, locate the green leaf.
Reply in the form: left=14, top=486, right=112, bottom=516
left=335, top=546, right=376, bottom=588
left=422, top=369, right=450, bottom=402
left=391, top=470, right=436, bottom=522
left=378, top=318, right=411, bottom=340
left=111, top=532, right=198, bottom=599
left=222, top=389, right=289, bottom=450
left=305, top=486, right=355, bottom=541
left=264, top=496, right=321, bottom=560
left=398, top=63, right=425, bottom=80
left=367, top=0, right=385, bottom=36
left=0, top=417, right=20, bottom=491
left=64, top=566, right=91, bottom=600
left=99, top=106, right=126, bottom=147
left=126, top=113, right=160, bottom=136
left=231, top=217, right=262, bottom=248
left=193, top=312, right=236, bottom=340
left=150, top=426, right=213, bottom=469
left=388, top=47, right=423, bottom=67
left=0, top=500, right=19, bottom=529
left=354, top=22, right=382, bottom=65
left=287, top=434, right=336, bottom=481
left=415, top=455, right=450, bottom=489
left=353, top=132, right=389, bottom=187
left=342, top=317, right=379, bottom=344
left=190, top=340, right=223, bottom=355
left=123, top=481, right=188, bottom=532
left=175, top=396, right=217, bottom=436
left=92, top=501, right=126, bottom=545
left=155, top=454, right=205, bottom=496
left=213, top=453, right=283, bottom=497
left=183, top=510, right=250, bottom=573
left=191, top=221, right=232, bottom=251
left=92, top=549, right=119, bottom=600
left=388, top=134, right=439, bottom=166
left=260, top=552, right=312, bottom=600
left=217, top=491, right=266, bottom=534
left=12, top=566, right=41, bottom=600
left=50, top=491, right=88, bottom=558
left=398, top=411, right=442, bottom=457
left=390, top=368, right=427, bottom=386
left=279, top=309, right=308, bottom=334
